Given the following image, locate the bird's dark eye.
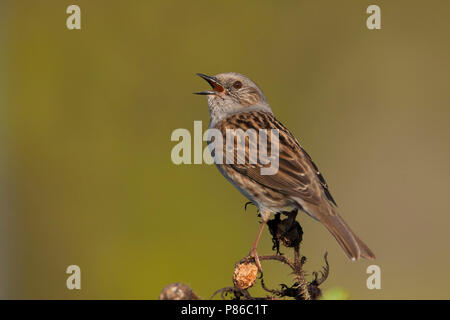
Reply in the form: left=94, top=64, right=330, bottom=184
left=233, top=81, right=243, bottom=89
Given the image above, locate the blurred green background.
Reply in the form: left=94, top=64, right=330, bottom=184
left=1, top=0, right=450, bottom=299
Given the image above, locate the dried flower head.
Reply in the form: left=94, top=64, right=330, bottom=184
left=159, top=283, right=200, bottom=300
left=233, top=262, right=258, bottom=290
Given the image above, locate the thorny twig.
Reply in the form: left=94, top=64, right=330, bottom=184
left=213, top=210, right=330, bottom=300
left=160, top=209, right=330, bottom=300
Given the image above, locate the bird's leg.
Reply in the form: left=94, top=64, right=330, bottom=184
left=248, top=213, right=270, bottom=274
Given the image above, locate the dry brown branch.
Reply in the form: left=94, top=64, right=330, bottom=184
left=160, top=210, right=330, bottom=300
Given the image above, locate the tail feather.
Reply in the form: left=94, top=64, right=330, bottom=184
left=300, top=201, right=375, bottom=260
left=353, top=233, right=376, bottom=260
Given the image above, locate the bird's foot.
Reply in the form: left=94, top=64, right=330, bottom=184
left=244, top=201, right=254, bottom=211
left=248, top=247, right=263, bottom=277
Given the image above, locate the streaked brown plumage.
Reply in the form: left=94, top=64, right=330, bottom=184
left=195, top=72, right=375, bottom=268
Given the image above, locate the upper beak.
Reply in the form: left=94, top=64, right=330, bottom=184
left=193, top=73, right=225, bottom=95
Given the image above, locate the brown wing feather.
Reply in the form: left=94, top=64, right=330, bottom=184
left=215, top=111, right=331, bottom=207
left=214, top=110, right=375, bottom=260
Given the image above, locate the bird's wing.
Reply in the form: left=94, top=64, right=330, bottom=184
left=214, top=111, right=337, bottom=207
left=214, top=111, right=376, bottom=260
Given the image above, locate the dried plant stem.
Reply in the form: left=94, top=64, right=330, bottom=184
left=160, top=211, right=330, bottom=300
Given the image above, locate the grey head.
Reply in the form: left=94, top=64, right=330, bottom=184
left=194, top=72, right=272, bottom=127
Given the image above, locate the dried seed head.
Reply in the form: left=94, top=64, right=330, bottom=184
left=233, top=262, right=258, bottom=290
left=159, top=283, right=200, bottom=300
left=268, top=212, right=303, bottom=252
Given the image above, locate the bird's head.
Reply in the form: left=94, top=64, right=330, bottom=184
left=194, top=72, right=269, bottom=111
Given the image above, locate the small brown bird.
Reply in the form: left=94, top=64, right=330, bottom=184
left=195, top=72, right=375, bottom=270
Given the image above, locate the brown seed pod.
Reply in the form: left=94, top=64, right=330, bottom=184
left=233, top=262, right=258, bottom=290
left=159, top=283, right=200, bottom=300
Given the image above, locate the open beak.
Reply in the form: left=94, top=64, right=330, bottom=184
left=193, top=73, right=225, bottom=95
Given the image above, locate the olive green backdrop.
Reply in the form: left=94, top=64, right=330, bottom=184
left=1, top=0, right=449, bottom=299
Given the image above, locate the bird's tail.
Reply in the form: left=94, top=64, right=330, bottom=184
left=302, top=202, right=375, bottom=260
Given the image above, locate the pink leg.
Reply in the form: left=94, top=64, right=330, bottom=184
left=249, top=213, right=269, bottom=273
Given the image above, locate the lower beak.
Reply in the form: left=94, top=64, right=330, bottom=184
left=193, top=73, right=225, bottom=95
